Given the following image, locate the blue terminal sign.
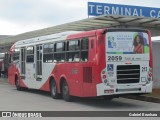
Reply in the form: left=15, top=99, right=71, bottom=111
left=88, top=2, right=160, bottom=18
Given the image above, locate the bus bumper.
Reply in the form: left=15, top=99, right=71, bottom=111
left=96, top=82, right=152, bottom=96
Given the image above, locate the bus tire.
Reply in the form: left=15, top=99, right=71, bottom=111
left=15, top=77, right=22, bottom=91
left=103, top=96, right=113, bottom=101
left=62, top=80, right=72, bottom=102
left=50, top=79, right=59, bottom=99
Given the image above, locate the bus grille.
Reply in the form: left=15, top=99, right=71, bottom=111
left=117, top=65, right=140, bottom=84
left=83, top=67, right=92, bottom=83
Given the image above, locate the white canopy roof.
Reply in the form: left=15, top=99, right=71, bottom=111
left=0, top=15, right=160, bottom=46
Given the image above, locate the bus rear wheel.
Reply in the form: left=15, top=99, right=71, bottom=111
left=50, top=79, right=59, bottom=99
left=62, top=80, right=72, bottom=102
left=15, top=77, right=22, bottom=91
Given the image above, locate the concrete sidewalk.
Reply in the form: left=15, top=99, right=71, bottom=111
left=123, top=89, right=160, bottom=103
left=141, top=89, right=160, bottom=103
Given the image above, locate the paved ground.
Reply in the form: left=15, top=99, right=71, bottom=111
left=0, top=77, right=160, bottom=112
left=146, top=88, right=160, bottom=98
left=124, top=88, right=160, bottom=103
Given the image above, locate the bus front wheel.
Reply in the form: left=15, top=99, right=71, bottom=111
left=62, top=80, right=72, bottom=102
left=50, top=79, right=59, bottom=99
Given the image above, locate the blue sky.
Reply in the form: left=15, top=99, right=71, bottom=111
left=0, top=0, right=160, bottom=35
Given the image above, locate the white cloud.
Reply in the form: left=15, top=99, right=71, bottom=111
left=0, top=19, right=51, bottom=35
left=0, top=0, right=88, bottom=35
left=0, top=0, right=87, bottom=24
left=0, top=0, right=160, bottom=35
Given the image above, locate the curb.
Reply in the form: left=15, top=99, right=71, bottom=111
left=123, top=95, right=160, bottom=103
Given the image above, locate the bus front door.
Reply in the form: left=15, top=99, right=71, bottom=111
left=25, top=46, right=36, bottom=88
left=20, top=48, right=25, bottom=79
left=35, top=45, right=42, bottom=81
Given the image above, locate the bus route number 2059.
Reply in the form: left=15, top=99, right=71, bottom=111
left=108, top=56, right=122, bottom=61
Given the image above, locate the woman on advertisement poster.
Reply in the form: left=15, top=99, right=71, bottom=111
left=133, top=35, right=144, bottom=54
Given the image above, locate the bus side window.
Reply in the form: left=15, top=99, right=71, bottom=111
left=81, top=38, right=89, bottom=62
left=66, top=40, right=80, bottom=62
left=26, top=46, right=34, bottom=63
left=43, top=43, right=54, bottom=63
left=13, top=48, right=20, bottom=62
left=54, top=42, right=65, bottom=62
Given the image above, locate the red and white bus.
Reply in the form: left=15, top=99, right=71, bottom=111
left=8, top=28, right=153, bottom=101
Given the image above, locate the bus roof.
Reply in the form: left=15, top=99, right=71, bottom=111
left=14, top=31, right=82, bottom=47
left=13, top=28, right=150, bottom=48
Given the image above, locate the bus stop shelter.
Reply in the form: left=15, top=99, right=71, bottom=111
left=0, top=14, right=160, bottom=48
